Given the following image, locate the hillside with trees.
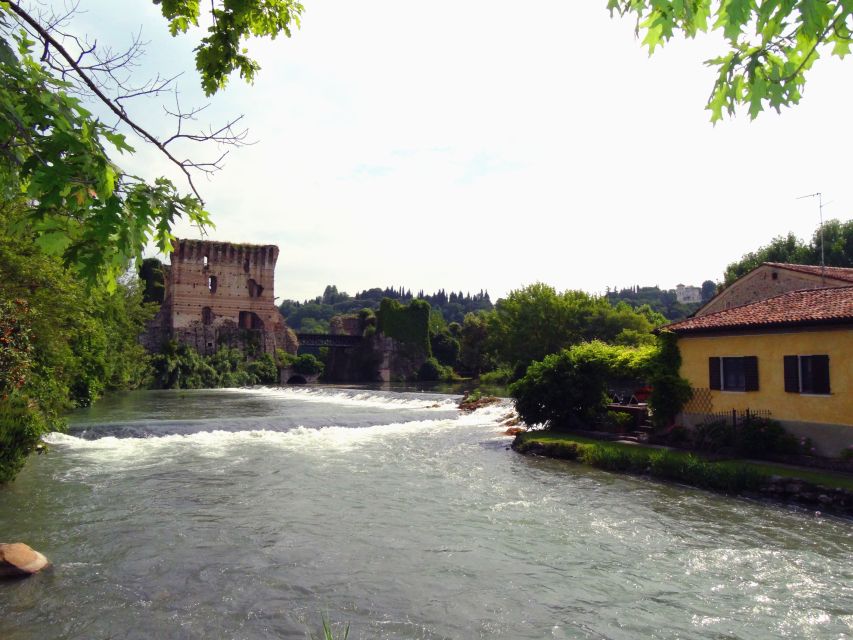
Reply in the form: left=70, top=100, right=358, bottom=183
left=604, top=284, right=715, bottom=321
left=279, top=286, right=493, bottom=333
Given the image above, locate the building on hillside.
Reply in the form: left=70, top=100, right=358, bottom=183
left=675, top=284, right=702, bottom=304
left=143, top=239, right=298, bottom=356
left=696, top=262, right=853, bottom=317
left=665, top=286, right=853, bottom=456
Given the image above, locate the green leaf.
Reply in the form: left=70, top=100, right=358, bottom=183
left=33, top=231, right=72, bottom=255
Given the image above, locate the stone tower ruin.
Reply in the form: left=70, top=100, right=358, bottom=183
left=145, top=238, right=298, bottom=356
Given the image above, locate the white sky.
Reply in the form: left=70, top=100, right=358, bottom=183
left=70, top=1, right=853, bottom=302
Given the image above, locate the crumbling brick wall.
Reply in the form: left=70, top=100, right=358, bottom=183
left=147, top=239, right=297, bottom=356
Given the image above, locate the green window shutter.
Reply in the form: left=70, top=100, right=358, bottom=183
left=812, top=355, right=830, bottom=395
left=783, top=355, right=799, bottom=393
left=744, top=356, right=759, bottom=391
left=709, top=357, right=721, bottom=390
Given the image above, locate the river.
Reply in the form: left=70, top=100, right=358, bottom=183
left=1, top=387, right=851, bottom=639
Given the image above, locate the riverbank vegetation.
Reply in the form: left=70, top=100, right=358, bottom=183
left=512, top=432, right=853, bottom=514
left=0, top=1, right=311, bottom=483
left=0, top=207, right=155, bottom=483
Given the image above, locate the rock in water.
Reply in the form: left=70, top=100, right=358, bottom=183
left=0, top=543, right=49, bottom=576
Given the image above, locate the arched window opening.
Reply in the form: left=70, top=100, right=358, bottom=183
left=202, top=306, right=213, bottom=325
left=239, top=310, right=264, bottom=330
left=247, top=278, right=258, bottom=298
left=208, top=275, right=218, bottom=293
left=243, top=258, right=250, bottom=273
left=202, top=254, right=209, bottom=268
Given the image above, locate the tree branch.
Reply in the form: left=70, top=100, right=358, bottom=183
left=5, top=1, right=247, bottom=204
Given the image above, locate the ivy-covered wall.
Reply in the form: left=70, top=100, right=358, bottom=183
left=376, top=298, right=431, bottom=357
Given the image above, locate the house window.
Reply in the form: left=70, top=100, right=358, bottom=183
left=784, top=355, right=830, bottom=394
left=709, top=356, right=759, bottom=391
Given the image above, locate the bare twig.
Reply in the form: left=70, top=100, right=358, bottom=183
left=4, top=1, right=251, bottom=203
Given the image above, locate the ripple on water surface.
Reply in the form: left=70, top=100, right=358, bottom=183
left=1, top=388, right=851, bottom=640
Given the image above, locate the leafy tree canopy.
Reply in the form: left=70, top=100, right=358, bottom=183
left=722, top=218, right=853, bottom=286
left=607, top=0, right=853, bottom=120
left=723, top=232, right=810, bottom=285
left=487, top=283, right=659, bottom=375
left=0, top=1, right=303, bottom=286
left=156, top=0, right=304, bottom=95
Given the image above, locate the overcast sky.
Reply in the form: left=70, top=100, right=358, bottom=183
left=71, top=1, right=853, bottom=302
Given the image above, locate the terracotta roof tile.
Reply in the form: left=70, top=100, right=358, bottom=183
left=664, top=286, right=853, bottom=334
left=763, top=262, right=853, bottom=283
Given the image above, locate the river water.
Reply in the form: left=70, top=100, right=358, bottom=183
left=1, top=387, right=851, bottom=639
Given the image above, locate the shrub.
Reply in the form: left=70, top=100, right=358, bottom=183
left=276, top=349, right=296, bottom=367
left=512, top=437, right=583, bottom=460
left=0, top=396, right=57, bottom=484
left=659, top=424, right=691, bottom=447
left=840, top=446, right=853, bottom=461
left=478, top=366, right=513, bottom=385
left=600, top=410, right=634, bottom=431
left=417, top=357, right=453, bottom=382
left=737, top=416, right=799, bottom=457
left=692, top=419, right=733, bottom=453
left=510, top=341, right=653, bottom=430
left=293, top=353, right=324, bottom=376
left=693, top=416, right=800, bottom=458
left=430, top=330, right=460, bottom=367
left=246, top=353, right=278, bottom=384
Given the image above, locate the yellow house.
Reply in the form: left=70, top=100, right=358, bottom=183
left=665, top=286, right=853, bottom=457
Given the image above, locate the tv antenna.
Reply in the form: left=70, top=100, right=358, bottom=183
left=796, top=192, right=827, bottom=273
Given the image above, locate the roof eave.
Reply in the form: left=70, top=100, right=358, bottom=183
left=670, top=316, right=853, bottom=336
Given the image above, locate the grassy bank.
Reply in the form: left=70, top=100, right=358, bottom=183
left=513, top=432, right=853, bottom=496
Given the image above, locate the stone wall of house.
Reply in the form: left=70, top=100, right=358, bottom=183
left=146, top=238, right=298, bottom=356
left=698, top=265, right=848, bottom=316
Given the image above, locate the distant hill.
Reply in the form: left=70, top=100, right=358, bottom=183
left=279, top=285, right=492, bottom=333
left=604, top=284, right=714, bottom=322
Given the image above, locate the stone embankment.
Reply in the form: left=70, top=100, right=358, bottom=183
left=751, top=477, right=853, bottom=516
